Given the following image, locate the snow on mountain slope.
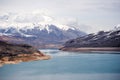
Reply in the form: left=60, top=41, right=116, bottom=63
left=63, top=25, right=120, bottom=48
left=0, top=23, right=86, bottom=38
left=0, top=22, right=77, bottom=31
left=113, top=24, right=120, bottom=31
left=0, top=26, right=35, bottom=37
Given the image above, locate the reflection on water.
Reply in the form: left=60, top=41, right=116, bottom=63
left=2, top=73, right=120, bottom=80
left=0, top=49, right=120, bottom=80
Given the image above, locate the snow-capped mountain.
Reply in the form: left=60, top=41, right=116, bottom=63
left=64, top=25, right=120, bottom=48
left=0, top=23, right=86, bottom=48
left=0, top=23, right=85, bottom=38
left=0, top=11, right=86, bottom=48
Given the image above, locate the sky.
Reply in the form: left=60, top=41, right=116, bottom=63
left=0, top=0, right=120, bottom=33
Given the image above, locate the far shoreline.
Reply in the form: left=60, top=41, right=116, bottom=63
left=60, top=47, right=120, bottom=52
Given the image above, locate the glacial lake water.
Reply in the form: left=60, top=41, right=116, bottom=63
left=0, top=49, right=120, bottom=80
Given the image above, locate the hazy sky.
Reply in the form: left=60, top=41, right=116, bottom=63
left=0, top=0, right=120, bottom=33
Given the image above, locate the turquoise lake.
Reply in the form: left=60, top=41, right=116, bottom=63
left=0, top=49, right=120, bottom=80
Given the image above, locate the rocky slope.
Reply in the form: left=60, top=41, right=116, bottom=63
left=0, top=41, right=50, bottom=67
left=60, top=26, right=120, bottom=51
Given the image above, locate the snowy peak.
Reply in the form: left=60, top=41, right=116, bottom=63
left=0, top=23, right=86, bottom=39
left=0, top=26, right=35, bottom=37
left=0, top=23, right=77, bottom=31
left=114, top=24, right=120, bottom=31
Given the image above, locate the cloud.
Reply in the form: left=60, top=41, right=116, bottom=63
left=0, top=10, right=54, bottom=24
left=1, top=0, right=120, bottom=13
left=0, top=0, right=120, bottom=33
left=99, top=2, right=120, bottom=12
left=0, top=14, right=9, bottom=21
left=14, top=14, right=44, bottom=23
left=0, top=10, right=77, bottom=25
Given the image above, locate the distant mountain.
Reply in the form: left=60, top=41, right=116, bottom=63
left=0, top=23, right=86, bottom=48
left=63, top=25, right=120, bottom=48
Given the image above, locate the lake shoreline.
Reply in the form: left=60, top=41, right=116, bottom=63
left=0, top=52, right=51, bottom=67
left=0, top=41, right=51, bottom=67
left=60, top=47, right=120, bottom=52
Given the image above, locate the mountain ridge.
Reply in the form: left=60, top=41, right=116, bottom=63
left=0, top=23, right=86, bottom=48
left=62, top=26, right=120, bottom=48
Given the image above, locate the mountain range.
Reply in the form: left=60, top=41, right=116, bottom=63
left=63, top=25, right=120, bottom=48
left=0, top=23, right=86, bottom=48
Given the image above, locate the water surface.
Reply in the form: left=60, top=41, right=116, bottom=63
left=0, top=49, right=120, bottom=80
